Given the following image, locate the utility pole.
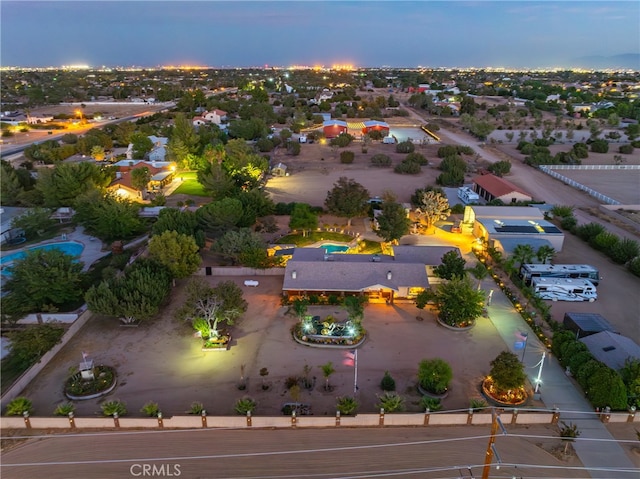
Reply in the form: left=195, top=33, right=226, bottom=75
left=482, top=408, right=506, bottom=479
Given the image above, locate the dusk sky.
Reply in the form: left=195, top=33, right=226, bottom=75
left=1, top=1, right=638, bottom=69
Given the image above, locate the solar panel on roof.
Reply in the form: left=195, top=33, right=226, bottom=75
left=542, top=226, right=562, bottom=233
left=495, top=225, right=538, bottom=233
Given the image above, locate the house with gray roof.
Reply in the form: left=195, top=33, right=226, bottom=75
left=580, top=331, right=640, bottom=371
left=282, top=245, right=460, bottom=304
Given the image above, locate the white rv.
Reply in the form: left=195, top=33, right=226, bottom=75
left=520, top=263, right=601, bottom=286
left=532, top=277, right=597, bottom=302
left=458, top=186, right=480, bottom=204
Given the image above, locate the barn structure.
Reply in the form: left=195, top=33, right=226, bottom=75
left=322, top=119, right=348, bottom=138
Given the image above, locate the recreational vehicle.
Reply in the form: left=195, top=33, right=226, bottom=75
left=458, top=186, right=480, bottom=204
left=520, top=263, right=601, bottom=286
left=531, top=277, right=597, bottom=302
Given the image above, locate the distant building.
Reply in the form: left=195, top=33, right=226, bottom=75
left=580, top=331, right=640, bottom=371
left=323, top=119, right=348, bottom=138
left=362, top=120, right=389, bottom=135
left=271, top=162, right=288, bottom=177
left=472, top=174, right=533, bottom=204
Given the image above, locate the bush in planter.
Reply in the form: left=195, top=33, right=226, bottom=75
left=234, top=396, right=257, bottom=415
left=420, top=396, right=442, bottom=412
left=140, top=401, right=160, bottom=417
left=376, top=392, right=405, bottom=412
left=5, top=397, right=33, bottom=416
left=380, top=371, right=396, bottom=391
left=489, top=351, right=526, bottom=393
left=336, top=396, right=359, bottom=415
left=101, top=400, right=127, bottom=417
left=418, top=358, right=453, bottom=395
left=53, top=402, right=75, bottom=417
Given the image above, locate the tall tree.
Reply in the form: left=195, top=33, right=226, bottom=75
left=148, top=230, right=202, bottom=280
left=211, top=228, right=266, bottom=264
left=196, top=197, right=244, bottom=237
left=414, top=190, right=451, bottom=229
left=2, top=249, right=85, bottom=315
left=289, top=203, right=318, bottom=232
left=197, top=162, right=237, bottom=200
left=375, top=201, right=410, bottom=243
left=36, top=162, right=114, bottom=208
left=131, top=166, right=151, bottom=193
left=324, top=177, right=370, bottom=227
left=434, top=250, right=466, bottom=280
left=151, top=208, right=205, bottom=248
left=416, top=276, right=485, bottom=327
left=130, top=133, right=153, bottom=159
left=74, top=191, right=143, bottom=241
left=11, top=208, right=55, bottom=239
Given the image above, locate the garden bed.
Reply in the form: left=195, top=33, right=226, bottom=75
left=64, top=365, right=117, bottom=400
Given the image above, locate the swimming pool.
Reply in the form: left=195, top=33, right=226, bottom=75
left=0, top=241, right=85, bottom=267
left=322, top=244, right=350, bottom=254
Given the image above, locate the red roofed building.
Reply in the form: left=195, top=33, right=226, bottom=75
left=323, top=119, right=348, bottom=138
left=108, top=160, right=176, bottom=199
left=472, top=174, right=532, bottom=204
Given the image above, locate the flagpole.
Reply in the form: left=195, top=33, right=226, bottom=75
left=354, top=349, right=358, bottom=395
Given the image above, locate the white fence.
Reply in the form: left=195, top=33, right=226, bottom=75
left=538, top=165, right=623, bottom=205
left=542, top=165, right=640, bottom=171
left=2, top=409, right=636, bottom=431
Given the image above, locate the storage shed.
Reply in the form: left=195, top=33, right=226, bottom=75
left=563, top=312, right=618, bottom=339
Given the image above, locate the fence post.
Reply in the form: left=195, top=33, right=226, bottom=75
left=113, top=412, right=120, bottom=428
left=628, top=406, right=637, bottom=423
left=379, top=408, right=385, bottom=426
left=601, top=406, right=611, bottom=424
left=551, top=407, right=560, bottom=425
left=23, top=411, right=31, bottom=429
left=246, top=410, right=252, bottom=427
left=157, top=412, right=163, bottom=428
left=467, top=408, right=473, bottom=425
left=511, top=408, right=518, bottom=424
left=68, top=411, right=76, bottom=429
left=335, top=410, right=341, bottom=426
left=201, top=410, right=207, bottom=428
left=291, top=410, right=297, bottom=428
left=424, top=408, right=431, bottom=426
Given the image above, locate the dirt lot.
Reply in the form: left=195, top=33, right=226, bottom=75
left=20, top=275, right=521, bottom=418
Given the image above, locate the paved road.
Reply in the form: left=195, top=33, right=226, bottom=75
left=1, top=425, right=597, bottom=479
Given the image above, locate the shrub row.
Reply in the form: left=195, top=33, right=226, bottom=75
left=552, top=331, right=629, bottom=410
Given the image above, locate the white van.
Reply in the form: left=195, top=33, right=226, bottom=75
left=382, top=136, right=396, bottom=144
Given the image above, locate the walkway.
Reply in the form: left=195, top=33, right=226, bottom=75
left=482, top=275, right=637, bottom=478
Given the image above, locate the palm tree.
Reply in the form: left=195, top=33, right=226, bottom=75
left=559, top=421, right=581, bottom=454
left=321, top=361, right=335, bottom=391
left=467, top=262, right=489, bottom=290
left=512, top=244, right=535, bottom=272
left=536, top=245, right=556, bottom=264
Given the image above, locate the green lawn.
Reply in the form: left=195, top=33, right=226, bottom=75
left=176, top=171, right=198, bottom=180
left=171, top=179, right=208, bottom=197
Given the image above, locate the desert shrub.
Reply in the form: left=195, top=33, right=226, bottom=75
left=590, top=139, right=609, bottom=153
left=285, top=376, right=299, bottom=389
left=575, top=222, right=606, bottom=242
left=234, top=396, right=257, bottom=415
left=609, top=238, right=640, bottom=265
left=336, top=396, right=359, bottom=415
left=568, top=351, right=595, bottom=376
left=255, top=138, right=274, bottom=152
left=450, top=203, right=465, bottom=214
left=551, top=330, right=575, bottom=357
left=489, top=351, right=526, bottom=392
left=438, top=145, right=458, bottom=158
left=469, top=398, right=488, bottom=411
left=287, top=141, right=301, bottom=156
left=571, top=142, right=589, bottom=158
left=487, top=160, right=511, bottom=177
left=188, top=401, right=205, bottom=415
left=418, top=358, right=452, bottom=394
left=575, top=359, right=605, bottom=389
left=560, top=215, right=578, bottom=231
left=436, top=169, right=464, bottom=186
left=5, top=397, right=33, bottom=416
left=439, top=155, right=467, bottom=172
left=419, top=396, right=442, bottom=412
left=590, top=231, right=618, bottom=251
left=380, top=371, right=396, bottom=391
left=330, top=133, right=354, bottom=147
left=395, top=140, right=415, bottom=153
left=101, top=400, right=127, bottom=417
left=619, top=144, right=634, bottom=154
left=376, top=392, right=405, bottom=412
left=394, top=159, right=421, bottom=174
left=405, top=152, right=428, bottom=165
left=140, top=401, right=160, bottom=417
left=560, top=340, right=589, bottom=367
left=627, top=256, right=640, bottom=277
left=53, top=402, right=75, bottom=416
left=340, top=151, right=355, bottom=164
left=370, top=154, right=392, bottom=167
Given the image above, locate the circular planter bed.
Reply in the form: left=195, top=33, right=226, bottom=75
left=417, top=383, right=449, bottom=400
left=64, top=365, right=117, bottom=400
left=201, top=333, right=231, bottom=351
left=481, top=377, right=528, bottom=407
left=436, top=317, right=475, bottom=331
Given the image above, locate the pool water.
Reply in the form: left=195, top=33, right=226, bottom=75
left=322, top=244, right=350, bottom=254
left=0, top=241, right=85, bottom=267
